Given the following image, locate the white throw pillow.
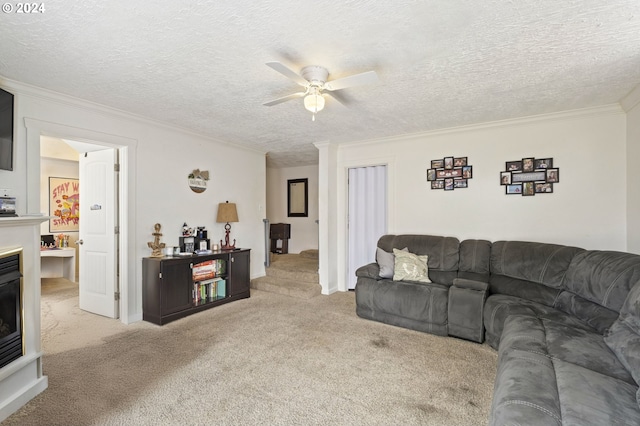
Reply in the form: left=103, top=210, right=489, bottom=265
left=392, top=249, right=431, bottom=283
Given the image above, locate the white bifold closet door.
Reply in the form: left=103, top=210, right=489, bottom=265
left=347, top=165, right=387, bottom=290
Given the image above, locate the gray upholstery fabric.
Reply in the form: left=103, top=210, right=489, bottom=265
left=483, top=294, right=595, bottom=350
left=458, top=239, right=491, bottom=282
left=490, top=241, right=584, bottom=288
left=489, top=274, right=561, bottom=307
left=605, top=281, right=640, bottom=387
left=377, top=234, right=460, bottom=285
left=354, top=235, right=460, bottom=337
left=355, top=263, right=379, bottom=279
left=563, top=250, right=640, bottom=312
left=555, top=290, right=619, bottom=334
left=452, top=277, right=489, bottom=292
left=448, top=278, right=488, bottom=342
left=491, top=313, right=640, bottom=425
left=490, top=315, right=562, bottom=425
left=355, top=276, right=449, bottom=336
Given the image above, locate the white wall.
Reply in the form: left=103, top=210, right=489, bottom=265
left=266, top=164, right=318, bottom=253
left=0, top=77, right=266, bottom=322
left=322, top=105, right=628, bottom=292
left=625, top=85, right=640, bottom=254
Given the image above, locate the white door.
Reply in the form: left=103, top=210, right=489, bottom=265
left=79, top=148, right=118, bottom=318
left=347, top=165, right=387, bottom=289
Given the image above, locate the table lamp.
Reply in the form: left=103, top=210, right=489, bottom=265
left=216, top=201, right=239, bottom=250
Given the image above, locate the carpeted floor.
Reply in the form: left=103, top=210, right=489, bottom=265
left=4, top=278, right=498, bottom=425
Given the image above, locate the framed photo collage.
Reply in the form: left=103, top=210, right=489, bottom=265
left=500, top=157, right=558, bottom=196
left=426, top=156, right=473, bottom=191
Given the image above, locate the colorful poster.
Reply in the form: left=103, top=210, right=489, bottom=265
left=49, top=177, right=80, bottom=232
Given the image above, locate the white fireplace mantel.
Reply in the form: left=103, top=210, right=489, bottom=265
left=0, top=215, right=49, bottom=422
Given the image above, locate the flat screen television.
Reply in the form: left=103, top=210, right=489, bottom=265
left=0, top=88, right=14, bottom=171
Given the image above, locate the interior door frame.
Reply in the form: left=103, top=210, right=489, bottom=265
left=25, top=118, right=137, bottom=324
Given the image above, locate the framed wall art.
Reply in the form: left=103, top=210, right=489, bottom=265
left=49, top=177, right=80, bottom=232
left=499, top=157, right=559, bottom=196
left=427, top=156, right=473, bottom=191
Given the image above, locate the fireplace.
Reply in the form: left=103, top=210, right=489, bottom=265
left=0, top=217, right=49, bottom=422
left=0, top=250, right=22, bottom=369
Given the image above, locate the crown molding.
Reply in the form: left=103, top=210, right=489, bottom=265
left=340, top=104, right=625, bottom=148
left=620, top=83, right=640, bottom=112
left=0, top=75, right=266, bottom=155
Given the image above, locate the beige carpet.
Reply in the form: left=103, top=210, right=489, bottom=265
left=4, top=278, right=498, bottom=425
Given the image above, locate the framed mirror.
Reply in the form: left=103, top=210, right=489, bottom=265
left=287, top=178, right=308, bottom=217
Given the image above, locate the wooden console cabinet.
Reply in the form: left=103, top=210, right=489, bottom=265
left=142, top=249, right=250, bottom=325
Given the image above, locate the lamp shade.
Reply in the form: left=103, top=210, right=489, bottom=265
left=216, top=202, right=238, bottom=223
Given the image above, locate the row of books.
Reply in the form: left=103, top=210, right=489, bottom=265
left=193, top=278, right=226, bottom=304
left=192, top=259, right=227, bottom=281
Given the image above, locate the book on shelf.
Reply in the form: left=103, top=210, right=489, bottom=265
left=192, top=259, right=227, bottom=281
left=193, top=277, right=226, bottom=303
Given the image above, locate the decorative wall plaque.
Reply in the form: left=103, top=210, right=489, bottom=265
left=427, top=156, right=473, bottom=190
left=188, top=169, right=210, bottom=193
left=500, top=157, right=558, bottom=196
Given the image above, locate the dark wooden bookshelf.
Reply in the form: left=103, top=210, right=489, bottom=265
left=142, top=249, right=250, bottom=325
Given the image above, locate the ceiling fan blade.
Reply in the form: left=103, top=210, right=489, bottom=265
left=266, top=62, right=309, bottom=87
left=263, top=92, right=306, bottom=106
left=324, top=91, right=349, bottom=107
left=324, top=70, right=379, bottom=91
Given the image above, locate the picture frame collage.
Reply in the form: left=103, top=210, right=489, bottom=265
left=427, top=156, right=473, bottom=191
left=500, top=157, right=559, bottom=196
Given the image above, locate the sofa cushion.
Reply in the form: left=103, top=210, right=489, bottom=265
left=392, top=249, right=431, bottom=283
left=355, top=276, right=449, bottom=336
left=489, top=274, right=561, bottom=307
left=604, top=281, right=640, bottom=387
left=377, top=234, right=459, bottom=285
left=554, top=290, right=619, bottom=334
left=542, top=317, right=634, bottom=384
left=458, top=239, right=491, bottom=282
left=483, top=294, right=595, bottom=350
left=490, top=241, right=584, bottom=289
left=563, top=250, right=640, bottom=312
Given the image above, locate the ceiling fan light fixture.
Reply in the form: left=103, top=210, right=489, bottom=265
left=304, top=89, right=325, bottom=114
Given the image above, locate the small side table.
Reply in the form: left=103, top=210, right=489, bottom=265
left=448, top=278, right=489, bottom=343
left=269, top=223, right=290, bottom=254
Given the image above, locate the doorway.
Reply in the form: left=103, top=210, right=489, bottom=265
left=347, top=165, right=388, bottom=290
left=40, top=136, right=121, bottom=319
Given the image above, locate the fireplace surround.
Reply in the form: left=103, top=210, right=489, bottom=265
left=0, top=250, right=23, bottom=369
left=0, top=217, right=49, bottom=422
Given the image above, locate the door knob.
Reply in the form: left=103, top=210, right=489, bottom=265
left=77, top=239, right=84, bottom=245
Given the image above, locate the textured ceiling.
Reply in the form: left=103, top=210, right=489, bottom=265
left=1, top=1, right=639, bottom=167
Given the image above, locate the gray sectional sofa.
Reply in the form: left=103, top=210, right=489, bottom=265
left=355, top=235, right=640, bottom=425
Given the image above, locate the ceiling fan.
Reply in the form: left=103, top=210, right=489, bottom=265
left=263, top=61, right=379, bottom=121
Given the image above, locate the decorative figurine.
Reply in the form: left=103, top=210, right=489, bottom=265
left=147, top=223, right=166, bottom=257
left=182, top=222, right=193, bottom=236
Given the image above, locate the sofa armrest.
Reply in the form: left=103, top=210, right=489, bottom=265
left=356, top=263, right=380, bottom=279
left=453, top=277, right=489, bottom=292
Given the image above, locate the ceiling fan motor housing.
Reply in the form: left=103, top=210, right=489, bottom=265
left=301, top=65, right=329, bottom=88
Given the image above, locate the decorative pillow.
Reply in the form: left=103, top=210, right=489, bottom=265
left=393, top=249, right=431, bottom=283
left=376, top=247, right=408, bottom=279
